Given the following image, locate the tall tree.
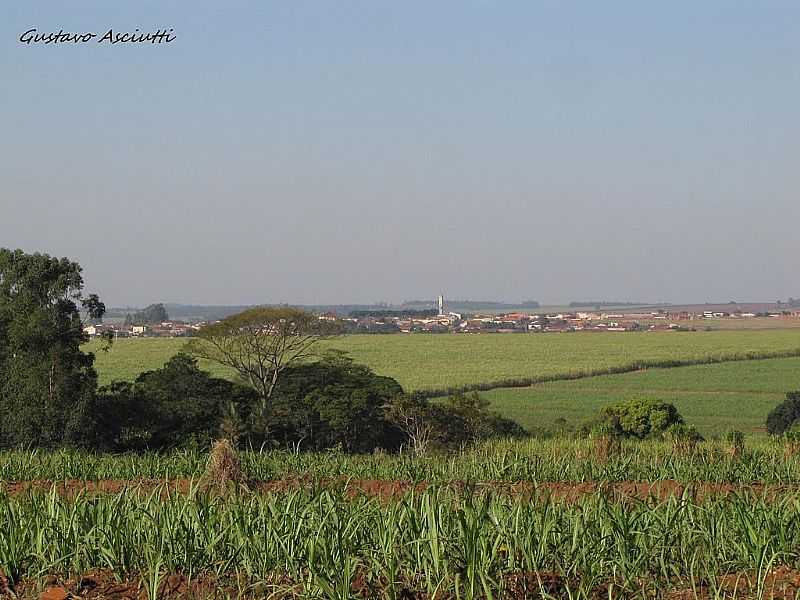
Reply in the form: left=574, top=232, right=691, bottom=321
left=0, top=249, right=105, bottom=447
left=186, top=307, right=339, bottom=424
left=133, top=303, right=169, bottom=324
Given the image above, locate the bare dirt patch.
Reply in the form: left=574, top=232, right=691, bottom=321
left=2, top=478, right=798, bottom=502
left=6, top=568, right=800, bottom=599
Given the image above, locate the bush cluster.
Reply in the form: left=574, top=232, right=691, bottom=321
left=94, top=354, right=258, bottom=451
left=584, top=398, right=685, bottom=440
left=92, top=353, right=405, bottom=453
left=90, top=353, right=525, bottom=454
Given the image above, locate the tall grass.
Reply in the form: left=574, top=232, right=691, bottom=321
left=2, top=437, right=800, bottom=484
left=1, top=485, right=799, bottom=598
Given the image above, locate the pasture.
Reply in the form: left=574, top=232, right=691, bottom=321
left=88, top=329, right=800, bottom=391
left=483, top=357, right=800, bottom=437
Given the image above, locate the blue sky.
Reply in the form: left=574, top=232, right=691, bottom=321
left=2, top=2, right=798, bottom=306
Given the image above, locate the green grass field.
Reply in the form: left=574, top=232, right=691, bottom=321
left=483, top=356, right=800, bottom=436
left=89, top=329, right=800, bottom=391
left=86, top=331, right=800, bottom=436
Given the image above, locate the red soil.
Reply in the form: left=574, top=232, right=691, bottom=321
left=1, top=477, right=798, bottom=502
left=5, top=568, right=800, bottom=600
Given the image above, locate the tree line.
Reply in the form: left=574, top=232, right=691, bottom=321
left=0, top=248, right=523, bottom=453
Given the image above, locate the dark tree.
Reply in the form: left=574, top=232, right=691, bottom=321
left=267, top=353, right=404, bottom=452
left=132, top=303, right=169, bottom=324
left=0, top=248, right=105, bottom=447
left=441, top=391, right=528, bottom=443
left=95, top=354, right=257, bottom=451
left=766, top=392, right=800, bottom=435
left=384, top=391, right=527, bottom=454
left=383, top=393, right=438, bottom=455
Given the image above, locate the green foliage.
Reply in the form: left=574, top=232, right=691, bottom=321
left=2, top=485, right=800, bottom=597
left=0, top=248, right=103, bottom=448
left=589, top=420, right=619, bottom=439
left=89, top=341, right=800, bottom=437
left=766, top=391, right=800, bottom=435
left=187, top=306, right=341, bottom=413
left=92, top=352, right=412, bottom=454
left=441, top=391, right=528, bottom=443
left=267, top=353, right=404, bottom=453
left=382, top=391, right=528, bottom=455
left=2, top=435, right=800, bottom=484
left=724, top=429, right=745, bottom=444
left=598, top=398, right=684, bottom=439
left=95, top=354, right=257, bottom=451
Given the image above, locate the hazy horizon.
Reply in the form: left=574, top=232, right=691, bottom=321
left=105, top=298, right=791, bottom=312
left=3, top=2, right=799, bottom=306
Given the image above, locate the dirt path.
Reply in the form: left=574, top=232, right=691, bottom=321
left=2, top=478, right=799, bottom=502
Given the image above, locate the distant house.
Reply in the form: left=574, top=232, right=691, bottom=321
left=459, top=320, right=486, bottom=333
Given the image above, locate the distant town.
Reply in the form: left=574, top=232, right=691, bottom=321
left=84, top=297, right=800, bottom=338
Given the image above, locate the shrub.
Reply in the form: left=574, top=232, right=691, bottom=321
left=599, top=399, right=684, bottom=439
left=766, top=392, right=800, bottom=435
left=97, top=353, right=408, bottom=454
left=443, top=392, right=528, bottom=442
left=383, top=393, right=437, bottom=456
left=438, top=392, right=528, bottom=446
left=384, top=391, right=528, bottom=454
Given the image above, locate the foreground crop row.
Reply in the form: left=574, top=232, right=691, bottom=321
left=1, top=486, right=800, bottom=599
left=4, top=438, right=800, bottom=483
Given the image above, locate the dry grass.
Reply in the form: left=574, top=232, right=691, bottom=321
left=784, top=441, right=800, bottom=459
left=726, top=445, right=743, bottom=459
left=200, top=439, right=247, bottom=494
left=593, top=436, right=619, bottom=462
left=672, top=440, right=700, bottom=456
